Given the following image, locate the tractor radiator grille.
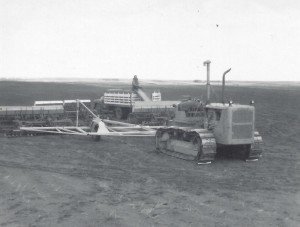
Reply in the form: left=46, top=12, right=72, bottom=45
left=232, top=124, right=253, bottom=140
left=232, top=109, right=253, bottom=123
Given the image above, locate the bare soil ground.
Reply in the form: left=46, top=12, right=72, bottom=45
left=0, top=81, right=299, bottom=226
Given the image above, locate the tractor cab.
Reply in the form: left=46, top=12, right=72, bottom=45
left=205, top=103, right=255, bottom=145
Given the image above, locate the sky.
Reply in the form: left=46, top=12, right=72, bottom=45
left=1, top=0, right=300, bottom=81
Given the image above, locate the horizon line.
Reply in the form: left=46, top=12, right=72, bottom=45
left=0, top=77, right=300, bottom=83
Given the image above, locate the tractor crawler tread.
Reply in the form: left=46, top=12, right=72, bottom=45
left=247, top=131, right=263, bottom=161
left=156, top=127, right=217, bottom=163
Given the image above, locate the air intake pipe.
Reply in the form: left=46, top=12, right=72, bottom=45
left=203, top=60, right=211, bottom=103
left=222, top=68, right=231, bottom=104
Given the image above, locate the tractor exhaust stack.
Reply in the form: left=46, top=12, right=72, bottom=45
left=203, top=60, right=211, bottom=103
left=222, top=68, right=231, bottom=104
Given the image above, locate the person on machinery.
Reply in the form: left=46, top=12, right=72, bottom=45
left=132, top=75, right=141, bottom=91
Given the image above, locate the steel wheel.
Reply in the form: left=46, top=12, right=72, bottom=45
left=192, top=136, right=203, bottom=161
left=155, top=130, right=168, bottom=151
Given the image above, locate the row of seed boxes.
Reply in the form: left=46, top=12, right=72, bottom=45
left=132, top=101, right=180, bottom=113
left=34, top=100, right=91, bottom=118
left=0, top=105, right=64, bottom=120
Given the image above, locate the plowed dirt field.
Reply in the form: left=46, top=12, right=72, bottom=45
left=0, top=81, right=299, bottom=226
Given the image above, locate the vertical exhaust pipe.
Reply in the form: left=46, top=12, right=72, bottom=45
left=203, top=60, right=211, bottom=103
left=222, top=68, right=231, bottom=104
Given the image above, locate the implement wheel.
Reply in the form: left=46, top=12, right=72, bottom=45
left=115, top=107, right=123, bottom=120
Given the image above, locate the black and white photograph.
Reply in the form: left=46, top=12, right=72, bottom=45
left=0, top=0, right=299, bottom=226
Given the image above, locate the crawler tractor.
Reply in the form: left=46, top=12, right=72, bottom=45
left=155, top=60, right=263, bottom=163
